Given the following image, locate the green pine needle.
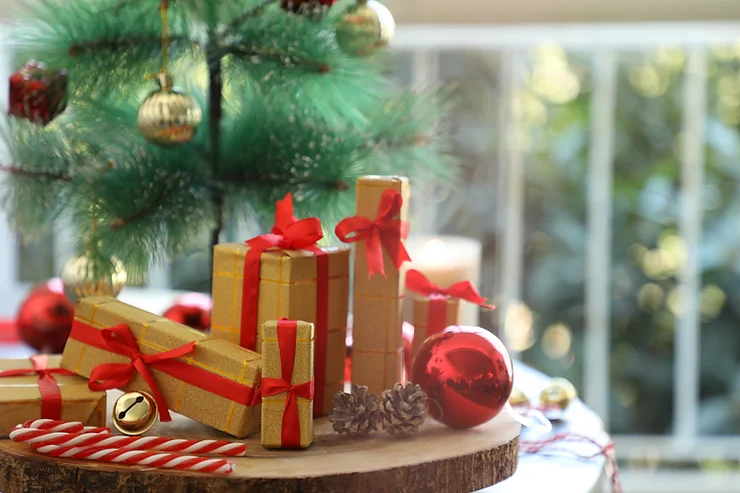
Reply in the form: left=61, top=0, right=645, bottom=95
left=3, top=0, right=455, bottom=276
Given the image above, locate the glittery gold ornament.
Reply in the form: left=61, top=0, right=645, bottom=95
left=508, top=388, right=531, bottom=409
left=336, top=0, right=395, bottom=56
left=539, top=378, right=578, bottom=411
left=60, top=254, right=127, bottom=304
left=113, top=391, right=158, bottom=436
left=137, top=73, right=201, bottom=146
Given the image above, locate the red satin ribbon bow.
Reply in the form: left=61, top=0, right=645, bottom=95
left=247, top=194, right=324, bottom=253
left=261, top=320, right=314, bottom=448
left=86, top=323, right=196, bottom=422
left=241, top=194, right=324, bottom=351
left=406, top=269, right=493, bottom=309
left=335, top=189, right=410, bottom=278
left=0, top=355, right=73, bottom=420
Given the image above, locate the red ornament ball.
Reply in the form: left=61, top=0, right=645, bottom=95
left=411, top=325, right=514, bottom=429
left=17, top=285, right=75, bottom=353
left=163, top=293, right=212, bottom=331
left=402, top=321, right=414, bottom=379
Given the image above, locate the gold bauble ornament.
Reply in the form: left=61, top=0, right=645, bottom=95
left=113, top=391, right=158, bottom=436
left=539, top=378, right=578, bottom=411
left=508, top=388, right=531, bottom=409
left=61, top=254, right=127, bottom=304
left=336, top=0, right=395, bottom=56
left=137, top=73, right=201, bottom=146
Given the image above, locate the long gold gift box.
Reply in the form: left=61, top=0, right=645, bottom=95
left=211, top=244, right=349, bottom=415
left=352, top=176, right=409, bottom=394
left=0, top=355, right=106, bottom=438
left=61, top=296, right=262, bottom=438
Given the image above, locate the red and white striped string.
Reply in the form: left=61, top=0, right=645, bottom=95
left=520, top=432, right=622, bottom=493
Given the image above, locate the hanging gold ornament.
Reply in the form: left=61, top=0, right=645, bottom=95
left=539, top=378, right=578, bottom=411
left=113, top=391, right=158, bottom=436
left=336, top=0, right=395, bottom=56
left=508, top=388, right=531, bottom=409
left=137, top=1, right=201, bottom=146
left=137, top=73, right=202, bottom=146
left=60, top=253, right=127, bottom=304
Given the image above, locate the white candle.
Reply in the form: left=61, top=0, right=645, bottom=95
left=403, top=235, right=483, bottom=326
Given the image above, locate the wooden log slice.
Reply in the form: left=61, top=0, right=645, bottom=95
left=0, top=411, right=520, bottom=493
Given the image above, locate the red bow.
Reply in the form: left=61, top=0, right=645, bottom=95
left=335, top=189, right=410, bottom=277
left=86, top=323, right=196, bottom=422
left=241, top=193, right=325, bottom=351
left=247, top=194, right=324, bottom=253
left=0, top=355, right=73, bottom=420
left=261, top=320, right=314, bottom=448
left=406, top=269, right=493, bottom=309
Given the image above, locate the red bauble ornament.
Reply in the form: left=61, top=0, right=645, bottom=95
left=17, top=286, right=75, bottom=353
left=163, top=292, right=212, bottom=331
left=411, top=325, right=514, bottom=429
left=402, top=321, right=414, bottom=379
left=9, top=60, right=68, bottom=126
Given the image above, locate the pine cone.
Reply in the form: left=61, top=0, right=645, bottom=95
left=329, top=384, right=380, bottom=436
left=381, top=383, right=428, bottom=435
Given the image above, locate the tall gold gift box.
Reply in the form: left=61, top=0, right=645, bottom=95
left=352, top=176, right=409, bottom=394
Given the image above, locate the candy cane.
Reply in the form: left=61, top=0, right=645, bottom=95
left=19, top=419, right=110, bottom=435
left=31, top=444, right=235, bottom=474
left=13, top=428, right=246, bottom=456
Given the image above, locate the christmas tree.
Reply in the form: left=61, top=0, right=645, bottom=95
left=2, top=0, right=452, bottom=291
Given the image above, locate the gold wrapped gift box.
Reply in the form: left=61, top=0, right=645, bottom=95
left=212, top=243, right=349, bottom=415
left=261, top=320, right=315, bottom=449
left=0, top=355, right=106, bottom=438
left=61, top=296, right=262, bottom=438
left=352, top=175, right=409, bottom=394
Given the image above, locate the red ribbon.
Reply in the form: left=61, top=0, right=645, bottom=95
left=240, top=193, right=328, bottom=415
left=335, top=189, right=410, bottom=278
left=70, top=321, right=260, bottom=422
left=0, top=355, right=73, bottom=420
left=261, top=319, right=314, bottom=448
left=406, top=269, right=493, bottom=336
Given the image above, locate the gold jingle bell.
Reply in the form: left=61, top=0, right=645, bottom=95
left=113, top=391, right=158, bottom=436
left=508, top=388, right=531, bottom=409
left=336, top=0, right=395, bottom=56
left=539, top=378, right=578, bottom=411
left=61, top=254, right=127, bottom=304
left=137, top=73, right=202, bottom=146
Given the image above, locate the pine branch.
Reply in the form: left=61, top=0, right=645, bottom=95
left=226, top=0, right=278, bottom=33
left=69, top=34, right=196, bottom=57
left=109, top=187, right=168, bottom=229
left=221, top=45, right=330, bottom=73
left=378, top=135, right=431, bottom=149
left=0, top=164, right=72, bottom=182
left=224, top=172, right=349, bottom=190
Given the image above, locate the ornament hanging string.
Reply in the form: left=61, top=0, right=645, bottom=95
left=160, top=0, right=170, bottom=74
left=519, top=433, right=622, bottom=493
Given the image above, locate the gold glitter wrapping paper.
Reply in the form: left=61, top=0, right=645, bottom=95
left=412, top=296, right=461, bottom=356
left=211, top=243, right=349, bottom=415
left=261, top=320, right=315, bottom=449
left=0, top=356, right=106, bottom=438
left=352, top=176, right=409, bottom=394
left=61, top=297, right=262, bottom=438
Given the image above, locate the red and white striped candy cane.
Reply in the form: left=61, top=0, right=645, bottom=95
left=31, top=444, right=235, bottom=474
left=19, top=419, right=110, bottom=435
left=14, top=429, right=246, bottom=456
